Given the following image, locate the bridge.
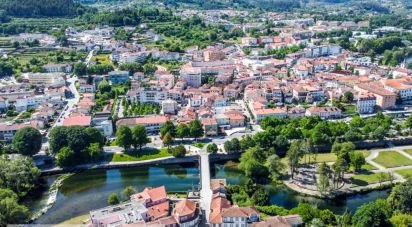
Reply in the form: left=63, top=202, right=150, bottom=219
left=199, top=150, right=212, bottom=224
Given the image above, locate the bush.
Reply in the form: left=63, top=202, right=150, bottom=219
left=172, top=145, right=186, bottom=158
left=107, top=192, right=119, bottom=205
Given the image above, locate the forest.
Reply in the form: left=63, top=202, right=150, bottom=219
left=0, top=0, right=86, bottom=17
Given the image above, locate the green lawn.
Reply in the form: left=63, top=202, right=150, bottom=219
left=192, top=143, right=205, bottom=149
left=91, top=54, right=111, bottom=65
left=351, top=172, right=391, bottom=187
left=298, top=150, right=370, bottom=164
left=396, top=168, right=412, bottom=178
left=372, top=151, right=412, bottom=168
left=404, top=149, right=412, bottom=156
left=361, top=163, right=377, bottom=171
left=106, top=148, right=171, bottom=162
left=343, top=104, right=357, bottom=114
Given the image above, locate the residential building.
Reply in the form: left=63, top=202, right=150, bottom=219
left=90, top=200, right=149, bottom=226
left=63, top=115, right=92, bottom=127
left=0, top=121, right=43, bottom=142
left=181, top=68, right=202, bottom=88
left=162, top=99, right=178, bottom=114
left=252, top=215, right=303, bottom=227
left=202, top=117, right=218, bottom=136
left=204, top=49, right=225, bottom=61
left=116, top=116, right=168, bottom=134
left=355, top=83, right=396, bottom=109
left=172, top=199, right=199, bottom=227
left=305, top=107, right=342, bottom=119
left=381, top=79, right=412, bottom=103
left=42, top=63, right=72, bottom=73
left=25, top=72, right=66, bottom=87
left=357, top=93, right=376, bottom=114
left=108, top=71, right=129, bottom=85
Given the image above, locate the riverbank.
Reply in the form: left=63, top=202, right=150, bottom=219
left=40, top=153, right=240, bottom=176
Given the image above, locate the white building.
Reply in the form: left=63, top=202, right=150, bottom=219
left=181, top=68, right=202, bottom=88
left=25, top=73, right=66, bottom=87
left=127, top=87, right=168, bottom=105
left=357, top=93, right=376, bottom=114
left=161, top=99, right=178, bottom=114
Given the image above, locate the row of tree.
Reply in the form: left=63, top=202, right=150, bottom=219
left=49, top=126, right=105, bottom=167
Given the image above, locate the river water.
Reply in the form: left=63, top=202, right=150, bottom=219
left=31, top=161, right=390, bottom=224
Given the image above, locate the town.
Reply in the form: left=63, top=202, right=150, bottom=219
left=0, top=0, right=412, bottom=226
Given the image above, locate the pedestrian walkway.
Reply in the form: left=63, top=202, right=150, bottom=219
left=199, top=151, right=212, bottom=224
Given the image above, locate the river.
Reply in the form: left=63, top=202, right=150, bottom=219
left=30, top=161, right=390, bottom=224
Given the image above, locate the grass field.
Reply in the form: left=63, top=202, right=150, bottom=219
left=106, top=148, right=171, bottom=162
left=298, top=150, right=370, bottom=164
left=396, top=168, right=412, bottom=178
left=91, top=54, right=111, bottom=65
left=351, top=172, right=391, bottom=187
left=404, top=149, right=412, bottom=156
left=192, top=143, right=205, bottom=149
left=372, top=151, right=412, bottom=168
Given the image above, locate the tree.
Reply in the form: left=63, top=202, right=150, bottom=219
left=189, top=119, right=204, bottom=141
left=224, top=140, right=233, bottom=153
left=390, top=214, right=412, bottom=227
left=404, top=115, right=412, bottom=133
left=123, top=186, right=136, bottom=200
left=352, top=199, right=391, bottom=227
left=132, top=125, right=150, bottom=151
left=238, top=146, right=269, bottom=182
left=251, top=187, right=269, bottom=206
left=172, top=144, right=186, bottom=158
left=265, top=154, right=284, bottom=180
left=387, top=178, right=412, bottom=213
left=350, top=151, right=366, bottom=172
left=342, top=91, right=354, bottom=103
left=176, top=123, right=189, bottom=141
left=0, top=189, right=30, bottom=225
left=107, top=192, right=119, bottom=205
left=317, top=163, right=330, bottom=194
left=0, top=156, right=40, bottom=197
left=88, top=143, right=103, bottom=162
left=286, top=141, right=303, bottom=179
left=290, top=202, right=320, bottom=223
left=85, top=127, right=105, bottom=148
left=12, top=127, right=42, bottom=156
left=73, top=62, right=87, bottom=76
left=116, top=125, right=133, bottom=150
left=98, top=79, right=111, bottom=94
left=207, top=143, right=218, bottom=154
left=160, top=121, right=176, bottom=139
left=310, top=219, right=326, bottom=227
left=332, top=157, right=348, bottom=188
left=48, top=126, right=68, bottom=154
left=56, top=147, right=75, bottom=167
left=162, top=132, right=173, bottom=150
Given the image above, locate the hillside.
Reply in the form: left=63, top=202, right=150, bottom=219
left=0, top=0, right=85, bottom=17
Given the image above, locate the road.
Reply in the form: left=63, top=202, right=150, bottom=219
left=52, top=75, right=80, bottom=128
left=42, top=75, right=80, bottom=152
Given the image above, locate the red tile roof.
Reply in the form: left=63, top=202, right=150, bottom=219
left=62, top=115, right=91, bottom=127
left=173, top=199, right=197, bottom=217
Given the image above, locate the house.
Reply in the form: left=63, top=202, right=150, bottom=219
left=254, top=108, right=287, bottom=123
left=252, top=215, right=303, bottom=227
left=90, top=200, right=149, bottom=226
left=210, top=179, right=227, bottom=195
left=219, top=207, right=260, bottom=227
left=0, top=121, right=43, bottom=142
left=108, top=71, right=129, bottom=85
left=202, top=118, right=218, bottom=136
left=131, top=186, right=169, bottom=221
left=63, top=115, right=92, bottom=127
left=305, top=107, right=342, bottom=119
left=116, top=116, right=168, bottom=134
left=172, top=199, right=199, bottom=227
